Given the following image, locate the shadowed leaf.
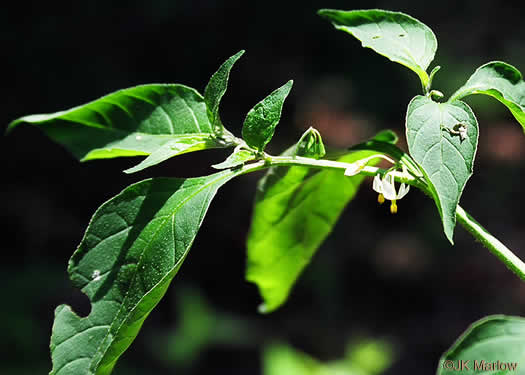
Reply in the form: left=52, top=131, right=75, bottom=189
left=49, top=171, right=238, bottom=375
left=449, top=61, right=525, bottom=130
left=437, top=315, right=525, bottom=375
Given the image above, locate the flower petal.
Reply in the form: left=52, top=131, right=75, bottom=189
left=372, top=175, right=383, bottom=193
left=397, top=183, right=410, bottom=199
left=381, top=174, right=397, bottom=200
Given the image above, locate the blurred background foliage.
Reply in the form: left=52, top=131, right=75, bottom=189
left=2, top=0, right=525, bottom=374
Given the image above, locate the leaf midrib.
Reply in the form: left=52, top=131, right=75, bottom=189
left=90, top=171, right=235, bottom=372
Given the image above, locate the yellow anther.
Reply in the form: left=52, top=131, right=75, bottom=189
left=390, top=200, right=398, bottom=214
left=377, top=193, right=385, bottom=204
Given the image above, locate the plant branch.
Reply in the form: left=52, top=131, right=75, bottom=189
left=236, top=153, right=525, bottom=284
left=456, top=205, right=525, bottom=281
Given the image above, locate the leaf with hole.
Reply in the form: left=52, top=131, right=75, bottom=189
left=449, top=61, right=525, bottom=130
left=406, top=95, right=478, bottom=243
left=437, top=315, right=525, bottom=375
left=8, top=84, right=235, bottom=172
left=246, top=131, right=397, bottom=313
left=242, top=80, right=293, bottom=151
left=318, top=9, right=437, bottom=89
left=49, top=170, right=239, bottom=375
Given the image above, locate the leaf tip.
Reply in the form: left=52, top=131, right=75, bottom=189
left=226, top=50, right=246, bottom=65
left=280, top=80, right=294, bottom=96
left=317, top=8, right=333, bottom=18
left=6, top=118, right=23, bottom=134
left=444, top=220, right=456, bottom=245
left=123, top=165, right=140, bottom=174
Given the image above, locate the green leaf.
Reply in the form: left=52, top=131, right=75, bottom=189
left=246, top=132, right=396, bottom=313
left=204, top=50, right=245, bottom=134
left=344, top=339, right=395, bottom=375
left=263, top=344, right=324, bottom=375
left=242, top=80, right=293, bottom=151
left=449, top=61, right=525, bottom=129
left=7, top=84, right=235, bottom=168
left=49, top=170, right=238, bottom=375
left=212, top=149, right=256, bottom=169
left=318, top=9, right=437, bottom=90
left=406, top=95, right=479, bottom=243
left=263, top=339, right=394, bottom=375
left=437, top=315, right=525, bottom=375
left=157, top=287, right=217, bottom=367
left=124, top=135, right=230, bottom=174
left=366, top=129, right=398, bottom=144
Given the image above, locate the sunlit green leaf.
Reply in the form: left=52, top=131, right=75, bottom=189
left=318, top=9, right=437, bottom=89
left=242, top=80, right=293, bottom=151
left=406, top=95, right=479, bottom=243
left=344, top=339, right=395, bottom=375
left=8, top=84, right=235, bottom=170
left=263, top=338, right=394, bottom=375
left=49, top=170, right=239, bottom=375
left=449, top=61, right=525, bottom=130
left=212, top=149, right=256, bottom=169
left=437, top=315, right=525, bottom=375
left=204, top=50, right=245, bottom=134
left=263, top=344, right=324, bottom=375
left=246, top=132, right=397, bottom=313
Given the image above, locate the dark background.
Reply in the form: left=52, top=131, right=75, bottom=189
left=3, top=1, right=525, bottom=374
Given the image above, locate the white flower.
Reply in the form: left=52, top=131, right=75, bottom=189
left=372, top=172, right=410, bottom=214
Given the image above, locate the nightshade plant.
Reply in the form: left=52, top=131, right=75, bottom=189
left=8, top=8, right=525, bottom=375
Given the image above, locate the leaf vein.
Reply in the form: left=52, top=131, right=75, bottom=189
left=157, top=102, right=175, bottom=134
left=53, top=325, right=111, bottom=352
left=91, top=172, right=232, bottom=369
left=121, top=92, right=157, bottom=107
left=179, top=96, right=202, bottom=132
left=443, top=136, right=470, bottom=172
left=55, top=356, right=92, bottom=375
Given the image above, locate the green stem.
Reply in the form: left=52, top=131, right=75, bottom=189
left=447, top=88, right=469, bottom=103
left=237, top=154, right=525, bottom=283
left=456, top=206, right=525, bottom=281
left=266, top=155, right=424, bottom=187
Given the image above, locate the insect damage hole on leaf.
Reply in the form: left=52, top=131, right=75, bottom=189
left=406, top=95, right=479, bottom=243
left=442, top=123, right=468, bottom=142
